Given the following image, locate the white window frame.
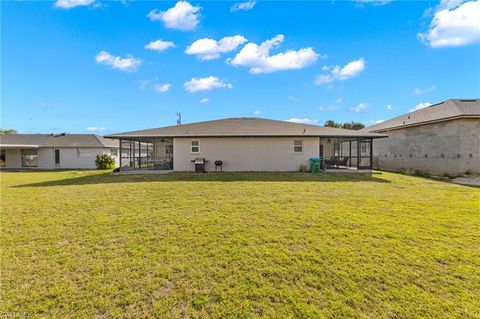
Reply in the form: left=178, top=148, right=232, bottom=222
left=294, top=140, right=303, bottom=153
left=191, top=140, right=200, bottom=153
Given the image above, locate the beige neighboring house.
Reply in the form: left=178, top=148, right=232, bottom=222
left=0, top=133, right=119, bottom=170
left=105, top=117, right=387, bottom=172
left=364, top=99, right=480, bottom=174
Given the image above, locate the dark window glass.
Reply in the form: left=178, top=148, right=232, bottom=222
left=55, top=149, right=60, bottom=165
left=0, top=150, right=5, bottom=167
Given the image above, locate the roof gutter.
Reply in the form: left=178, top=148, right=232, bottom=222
left=105, top=134, right=388, bottom=139
left=0, top=144, right=39, bottom=149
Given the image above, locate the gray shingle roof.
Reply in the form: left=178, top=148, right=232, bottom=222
left=0, top=134, right=119, bottom=148
left=365, top=99, right=480, bottom=132
left=106, top=117, right=387, bottom=139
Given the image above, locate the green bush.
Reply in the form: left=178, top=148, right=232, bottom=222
left=95, top=154, right=116, bottom=170
left=414, top=169, right=430, bottom=178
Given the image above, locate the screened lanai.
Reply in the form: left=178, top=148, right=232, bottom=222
left=319, top=137, right=373, bottom=170
left=118, top=137, right=173, bottom=171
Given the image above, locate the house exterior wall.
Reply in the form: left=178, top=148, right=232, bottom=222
left=372, top=118, right=480, bottom=174
left=2, top=147, right=119, bottom=169
left=173, top=137, right=320, bottom=172
left=5, top=149, right=22, bottom=168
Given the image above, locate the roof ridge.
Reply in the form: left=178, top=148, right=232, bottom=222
left=366, top=99, right=479, bottom=132
left=92, top=134, right=104, bottom=147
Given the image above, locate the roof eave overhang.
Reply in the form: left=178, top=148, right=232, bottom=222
left=369, top=115, right=480, bottom=133
left=0, top=144, right=39, bottom=149
left=105, top=134, right=387, bottom=139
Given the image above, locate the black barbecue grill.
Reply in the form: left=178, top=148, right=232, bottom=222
left=191, top=158, right=208, bottom=173
left=214, top=160, right=223, bottom=171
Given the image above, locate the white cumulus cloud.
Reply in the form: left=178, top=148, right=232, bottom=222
left=153, top=83, right=171, bottom=93
left=86, top=126, right=106, bottom=132
left=410, top=102, right=432, bottom=112
left=231, top=0, right=256, bottom=11
left=350, top=102, right=369, bottom=113
left=185, top=35, right=247, bottom=60
left=354, top=0, right=392, bottom=5
left=199, top=98, right=210, bottom=104
left=228, top=34, right=320, bottom=74
left=54, top=0, right=95, bottom=9
left=184, top=76, right=233, bottom=93
left=145, top=39, right=175, bottom=52
left=147, top=1, right=201, bottom=31
left=418, top=0, right=480, bottom=47
left=95, top=51, right=141, bottom=72
left=315, top=58, right=366, bottom=85
left=318, top=105, right=338, bottom=112
left=253, top=110, right=262, bottom=115
left=414, top=85, right=436, bottom=95
left=386, top=104, right=393, bottom=110
left=287, top=118, right=318, bottom=124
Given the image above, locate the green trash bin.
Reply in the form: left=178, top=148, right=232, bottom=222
left=309, top=157, right=321, bottom=173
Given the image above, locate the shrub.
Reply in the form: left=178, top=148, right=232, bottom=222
left=465, top=169, right=473, bottom=176
left=95, top=154, right=116, bottom=170
left=443, top=172, right=456, bottom=179
left=414, top=169, right=430, bottom=178
left=299, top=164, right=308, bottom=172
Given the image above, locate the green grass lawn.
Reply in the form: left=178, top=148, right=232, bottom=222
left=1, top=171, right=479, bottom=318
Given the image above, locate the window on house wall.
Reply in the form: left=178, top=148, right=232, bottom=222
left=54, top=149, right=60, bottom=165
left=21, top=149, right=38, bottom=167
left=191, top=140, right=200, bottom=153
left=165, top=144, right=173, bottom=156
left=361, top=142, right=367, bottom=154
left=334, top=142, right=340, bottom=156
left=0, top=150, right=5, bottom=167
left=294, top=140, right=303, bottom=153
left=77, top=149, right=90, bottom=158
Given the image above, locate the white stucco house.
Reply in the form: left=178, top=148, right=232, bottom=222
left=0, top=133, right=119, bottom=169
left=105, top=117, right=387, bottom=172
left=364, top=99, right=480, bottom=174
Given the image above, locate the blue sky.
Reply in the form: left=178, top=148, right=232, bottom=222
left=2, top=0, right=479, bottom=134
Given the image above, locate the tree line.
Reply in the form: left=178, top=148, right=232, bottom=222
left=323, top=120, right=365, bottom=130
left=0, top=129, right=18, bottom=135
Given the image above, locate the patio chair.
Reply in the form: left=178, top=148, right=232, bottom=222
left=338, top=157, right=349, bottom=167
left=324, top=157, right=338, bottom=168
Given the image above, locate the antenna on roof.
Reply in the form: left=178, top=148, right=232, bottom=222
left=176, top=112, right=182, bottom=125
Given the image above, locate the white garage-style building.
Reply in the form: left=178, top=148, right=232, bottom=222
left=0, top=133, right=119, bottom=170
left=105, top=117, right=387, bottom=172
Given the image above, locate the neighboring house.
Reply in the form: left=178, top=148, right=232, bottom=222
left=105, top=117, right=387, bottom=172
left=0, top=134, right=119, bottom=169
left=364, top=99, right=480, bottom=174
